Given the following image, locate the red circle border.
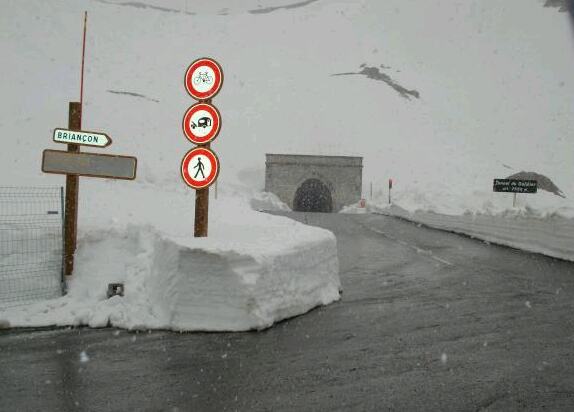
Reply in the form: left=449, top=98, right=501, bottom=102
left=182, top=103, right=221, bottom=145
left=181, top=147, right=220, bottom=189
left=184, top=58, right=223, bottom=101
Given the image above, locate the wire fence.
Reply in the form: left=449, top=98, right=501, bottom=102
left=0, top=187, right=64, bottom=308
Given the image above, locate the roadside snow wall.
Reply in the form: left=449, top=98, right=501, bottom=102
left=374, top=205, right=574, bottom=262
left=0, top=183, right=341, bottom=331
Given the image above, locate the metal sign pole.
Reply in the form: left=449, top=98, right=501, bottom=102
left=64, top=102, right=81, bottom=277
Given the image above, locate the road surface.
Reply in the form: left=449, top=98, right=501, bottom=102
left=2, top=212, right=574, bottom=411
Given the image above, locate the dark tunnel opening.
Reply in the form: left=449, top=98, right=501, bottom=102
left=293, top=179, right=333, bottom=213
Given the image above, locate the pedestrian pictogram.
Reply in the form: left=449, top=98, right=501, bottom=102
left=182, top=102, right=221, bottom=145
left=194, top=157, right=206, bottom=179
left=181, top=147, right=220, bottom=190
left=185, top=58, right=223, bottom=101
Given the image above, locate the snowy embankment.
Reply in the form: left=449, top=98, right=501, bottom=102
left=0, top=183, right=340, bottom=331
left=356, top=179, right=574, bottom=261
left=370, top=204, right=574, bottom=262
left=250, top=191, right=291, bottom=212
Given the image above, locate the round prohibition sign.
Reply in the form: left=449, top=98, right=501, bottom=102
left=181, top=147, right=220, bottom=189
left=185, top=58, right=223, bottom=101
left=182, top=102, right=221, bottom=145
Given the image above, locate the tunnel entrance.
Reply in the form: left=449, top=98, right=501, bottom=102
left=293, top=179, right=333, bottom=213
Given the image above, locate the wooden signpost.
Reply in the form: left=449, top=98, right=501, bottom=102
left=40, top=13, right=137, bottom=280
left=42, top=108, right=138, bottom=279
left=182, top=57, right=224, bottom=237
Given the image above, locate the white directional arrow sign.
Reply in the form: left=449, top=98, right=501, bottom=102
left=53, top=128, right=112, bottom=148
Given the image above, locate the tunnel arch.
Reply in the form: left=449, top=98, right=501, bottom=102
left=293, top=178, right=333, bottom=212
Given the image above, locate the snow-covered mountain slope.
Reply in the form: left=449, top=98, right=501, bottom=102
left=1, top=0, right=573, bottom=217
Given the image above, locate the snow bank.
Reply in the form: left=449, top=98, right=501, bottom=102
left=339, top=202, right=367, bottom=214
left=374, top=204, right=574, bottom=262
left=250, top=191, right=291, bottom=212
left=0, top=183, right=340, bottom=331
left=374, top=183, right=574, bottom=220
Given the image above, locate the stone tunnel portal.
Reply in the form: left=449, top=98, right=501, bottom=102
left=265, top=154, right=363, bottom=213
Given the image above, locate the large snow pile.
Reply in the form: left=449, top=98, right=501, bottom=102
left=0, top=183, right=340, bottom=330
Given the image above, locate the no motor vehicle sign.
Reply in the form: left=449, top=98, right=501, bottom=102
left=182, top=102, right=221, bottom=145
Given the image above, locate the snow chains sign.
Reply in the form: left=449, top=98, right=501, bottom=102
left=181, top=147, right=220, bottom=190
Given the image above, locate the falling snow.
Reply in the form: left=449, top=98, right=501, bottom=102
left=79, top=351, right=90, bottom=363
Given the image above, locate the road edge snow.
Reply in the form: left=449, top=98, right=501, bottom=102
left=373, top=205, right=574, bottom=262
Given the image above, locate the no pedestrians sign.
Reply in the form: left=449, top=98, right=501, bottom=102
left=181, top=146, right=220, bottom=190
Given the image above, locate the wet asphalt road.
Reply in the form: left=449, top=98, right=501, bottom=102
left=2, top=212, right=574, bottom=411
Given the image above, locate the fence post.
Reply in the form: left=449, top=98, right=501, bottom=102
left=60, top=186, right=66, bottom=293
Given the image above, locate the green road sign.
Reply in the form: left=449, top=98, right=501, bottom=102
left=53, top=128, right=112, bottom=148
